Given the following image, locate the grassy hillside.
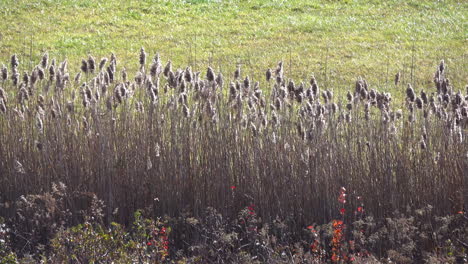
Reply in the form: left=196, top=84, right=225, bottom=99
left=0, top=0, right=466, bottom=96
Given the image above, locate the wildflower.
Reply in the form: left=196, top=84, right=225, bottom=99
left=230, top=186, right=236, bottom=190
left=332, top=220, right=343, bottom=228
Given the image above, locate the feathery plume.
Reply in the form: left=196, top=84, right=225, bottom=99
left=163, top=61, right=172, bottom=78
left=415, top=97, right=423, bottom=109
left=275, top=61, right=283, bottom=77
left=99, top=58, right=108, bottom=71
left=11, top=54, right=19, bottom=69
left=88, top=56, right=96, bottom=74
left=41, top=52, right=49, bottom=69
left=234, top=65, right=241, bottom=80
left=439, top=59, right=445, bottom=73
left=266, top=68, right=272, bottom=82
left=37, top=67, right=44, bottom=80
left=139, top=47, right=146, bottom=68
left=59, top=59, right=68, bottom=74
left=1, top=65, right=7, bottom=81
left=49, top=64, right=55, bottom=82
left=206, top=66, right=215, bottom=82
left=406, top=84, right=415, bottom=102
left=243, top=76, right=250, bottom=90
left=81, top=59, right=88, bottom=74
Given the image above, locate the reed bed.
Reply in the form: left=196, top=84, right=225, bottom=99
left=0, top=50, right=466, bottom=229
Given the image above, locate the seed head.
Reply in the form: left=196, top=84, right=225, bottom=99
left=59, top=59, right=68, bottom=74
left=321, top=91, right=329, bottom=103
left=229, top=82, right=237, bottom=99
left=37, top=67, right=44, bottom=80
left=11, top=54, right=19, bottom=69
left=406, top=84, right=415, bottom=102
left=184, top=67, right=192, bottom=83
left=420, top=90, right=428, bottom=104
left=110, top=52, right=117, bottom=65
left=1, top=65, right=7, bottom=81
left=150, top=61, right=160, bottom=79
left=168, top=71, right=176, bottom=88
left=234, top=65, right=241, bottom=80
left=30, top=68, right=39, bottom=86
left=139, top=47, right=146, bottom=67
left=179, top=79, right=186, bottom=93
left=12, top=69, right=19, bottom=86
left=275, top=61, right=283, bottom=77
left=346, top=91, right=353, bottom=102
left=206, top=66, right=215, bottom=82
left=355, top=79, right=363, bottom=95
left=49, top=65, right=55, bottom=81
left=311, top=81, right=319, bottom=97
left=243, top=76, right=250, bottom=90
left=163, top=61, right=172, bottom=78
left=287, top=80, right=295, bottom=93
left=395, top=71, right=400, bottom=86
left=99, top=58, right=108, bottom=71
left=22, top=71, right=29, bottom=86
left=107, top=66, right=114, bottom=83
left=326, top=90, right=333, bottom=101
left=454, top=91, right=463, bottom=106
left=88, top=56, right=96, bottom=74
left=135, top=72, right=143, bottom=86
left=81, top=59, right=88, bottom=74
left=369, top=89, right=377, bottom=100
left=439, top=60, right=445, bottom=73
left=415, top=97, right=423, bottom=109
left=41, top=52, right=49, bottom=69
left=266, top=68, right=272, bottom=82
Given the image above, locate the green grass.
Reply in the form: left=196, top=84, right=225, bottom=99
left=0, top=0, right=466, bottom=96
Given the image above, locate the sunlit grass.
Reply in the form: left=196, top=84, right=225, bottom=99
left=0, top=0, right=466, bottom=98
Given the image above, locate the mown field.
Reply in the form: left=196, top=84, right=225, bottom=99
left=0, top=0, right=467, bottom=93
left=0, top=0, right=467, bottom=263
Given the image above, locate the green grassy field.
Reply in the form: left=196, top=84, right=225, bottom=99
left=0, top=0, right=466, bottom=96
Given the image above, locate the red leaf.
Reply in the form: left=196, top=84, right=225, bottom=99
left=340, top=208, right=346, bottom=215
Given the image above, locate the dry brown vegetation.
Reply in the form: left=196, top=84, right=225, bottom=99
left=0, top=50, right=466, bottom=224
left=0, top=50, right=466, bottom=262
